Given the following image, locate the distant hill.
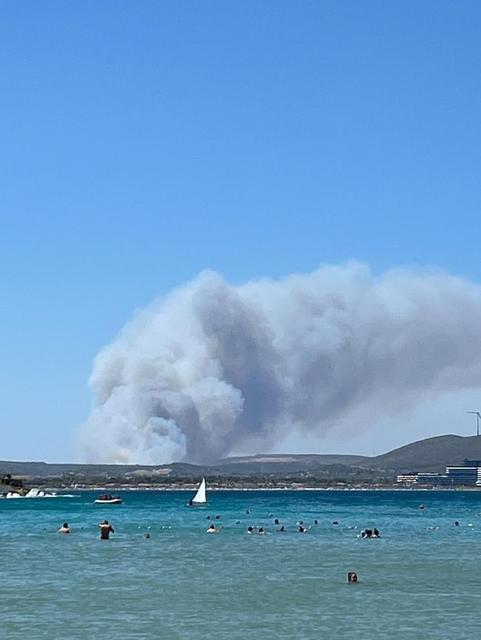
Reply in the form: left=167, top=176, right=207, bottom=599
left=209, top=453, right=370, bottom=475
left=0, top=460, right=202, bottom=479
left=371, top=434, right=481, bottom=472
left=1, top=434, right=480, bottom=480
left=210, top=435, right=481, bottom=474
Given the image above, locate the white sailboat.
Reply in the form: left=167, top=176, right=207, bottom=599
left=190, top=477, right=207, bottom=505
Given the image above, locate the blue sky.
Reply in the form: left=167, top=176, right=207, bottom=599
left=1, top=1, right=481, bottom=461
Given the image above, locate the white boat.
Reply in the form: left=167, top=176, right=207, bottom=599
left=94, top=495, right=122, bottom=505
left=25, top=488, right=57, bottom=498
left=189, top=477, right=207, bottom=505
left=25, top=488, right=56, bottom=498
left=5, top=488, right=57, bottom=499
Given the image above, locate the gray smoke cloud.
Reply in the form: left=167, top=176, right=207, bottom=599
left=80, top=262, right=481, bottom=464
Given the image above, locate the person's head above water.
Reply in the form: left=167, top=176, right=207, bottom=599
left=62, top=523, right=69, bottom=528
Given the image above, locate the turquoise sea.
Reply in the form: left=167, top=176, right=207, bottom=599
left=1, top=489, right=481, bottom=639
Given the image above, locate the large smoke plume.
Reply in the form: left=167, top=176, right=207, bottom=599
left=80, top=263, right=481, bottom=464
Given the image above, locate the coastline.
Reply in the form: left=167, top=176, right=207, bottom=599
left=42, top=485, right=481, bottom=493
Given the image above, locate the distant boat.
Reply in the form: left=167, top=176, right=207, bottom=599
left=3, top=488, right=57, bottom=499
left=25, top=488, right=56, bottom=498
left=189, top=477, right=207, bottom=505
left=94, top=495, right=122, bottom=505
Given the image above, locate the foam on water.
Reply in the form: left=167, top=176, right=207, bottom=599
left=1, top=490, right=481, bottom=639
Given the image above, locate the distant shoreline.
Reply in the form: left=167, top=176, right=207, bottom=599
left=41, top=485, right=481, bottom=493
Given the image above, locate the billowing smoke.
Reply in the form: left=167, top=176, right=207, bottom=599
left=80, top=262, right=481, bottom=464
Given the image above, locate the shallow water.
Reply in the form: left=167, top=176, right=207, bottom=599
left=1, top=489, right=481, bottom=639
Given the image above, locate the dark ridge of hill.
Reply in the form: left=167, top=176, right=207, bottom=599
left=1, top=434, right=480, bottom=480
left=210, top=454, right=370, bottom=475
left=371, top=434, right=481, bottom=472
left=213, top=435, right=481, bottom=474
left=0, top=461, right=202, bottom=479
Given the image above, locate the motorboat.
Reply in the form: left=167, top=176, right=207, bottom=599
left=94, top=494, right=122, bottom=505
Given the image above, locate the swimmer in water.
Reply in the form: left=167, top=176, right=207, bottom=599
left=144, top=532, right=151, bottom=539
left=99, top=520, right=114, bottom=540
left=454, top=521, right=460, bottom=526
left=247, top=526, right=254, bottom=534
left=347, top=571, right=359, bottom=583
left=207, top=524, right=221, bottom=534
left=278, top=525, right=286, bottom=532
left=274, top=518, right=280, bottom=525
left=58, top=522, right=71, bottom=534
left=258, top=527, right=265, bottom=535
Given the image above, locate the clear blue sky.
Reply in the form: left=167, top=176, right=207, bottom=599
left=1, top=1, right=481, bottom=461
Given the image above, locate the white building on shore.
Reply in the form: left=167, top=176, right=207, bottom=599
left=397, top=460, right=481, bottom=487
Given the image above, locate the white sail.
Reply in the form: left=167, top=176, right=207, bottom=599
left=192, top=477, right=207, bottom=504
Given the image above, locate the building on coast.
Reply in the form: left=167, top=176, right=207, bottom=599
left=397, top=460, right=481, bottom=487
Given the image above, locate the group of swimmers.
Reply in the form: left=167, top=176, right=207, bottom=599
left=196, top=509, right=386, bottom=536
left=57, top=513, right=384, bottom=541
left=57, top=517, right=363, bottom=584
left=203, top=514, right=379, bottom=536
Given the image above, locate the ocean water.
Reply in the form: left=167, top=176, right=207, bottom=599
left=1, top=489, right=481, bottom=639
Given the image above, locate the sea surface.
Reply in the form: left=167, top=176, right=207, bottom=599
left=1, top=489, right=481, bottom=639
